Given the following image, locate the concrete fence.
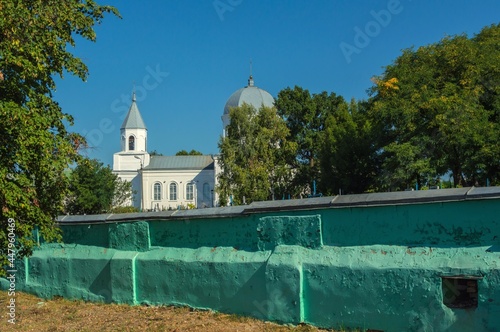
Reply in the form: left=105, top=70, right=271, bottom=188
left=3, top=187, right=500, bottom=331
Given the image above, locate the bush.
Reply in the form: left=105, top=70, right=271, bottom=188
left=111, top=206, right=139, bottom=214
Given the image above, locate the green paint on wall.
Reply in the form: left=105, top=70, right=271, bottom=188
left=257, top=215, right=322, bottom=250
left=321, top=200, right=500, bottom=247
left=149, top=217, right=259, bottom=251
left=17, top=244, right=115, bottom=302
left=62, top=223, right=109, bottom=247
left=110, top=251, right=139, bottom=304
left=133, top=246, right=272, bottom=317
left=4, top=192, right=500, bottom=331
left=109, top=221, right=150, bottom=252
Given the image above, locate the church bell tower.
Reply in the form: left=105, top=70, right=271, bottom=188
left=112, top=92, right=150, bottom=208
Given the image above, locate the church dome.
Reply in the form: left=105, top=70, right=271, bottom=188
left=223, top=76, right=274, bottom=115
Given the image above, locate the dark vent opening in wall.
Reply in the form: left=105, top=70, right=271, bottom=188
left=442, top=276, right=479, bottom=309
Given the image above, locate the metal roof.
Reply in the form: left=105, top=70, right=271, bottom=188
left=223, top=76, right=275, bottom=115
left=58, top=186, right=500, bottom=224
left=121, top=93, right=147, bottom=129
left=143, top=155, right=215, bottom=170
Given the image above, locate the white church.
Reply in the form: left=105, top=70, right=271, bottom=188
left=112, top=75, right=274, bottom=210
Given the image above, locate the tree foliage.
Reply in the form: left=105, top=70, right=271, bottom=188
left=65, top=159, right=132, bottom=215
left=217, top=24, right=499, bottom=200
left=320, top=99, right=380, bottom=195
left=276, top=86, right=370, bottom=196
left=0, top=0, right=118, bottom=275
left=369, top=23, right=500, bottom=189
left=66, top=159, right=114, bottom=215
left=176, top=149, right=203, bottom=156
left=217, top=104, right=297, bottom=205
left=149, top=150, right=164, bottom=156
left=112, top=178, right=135, bottom=210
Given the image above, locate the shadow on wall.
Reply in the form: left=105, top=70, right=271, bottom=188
left=12, top=186, right=500, bottom=331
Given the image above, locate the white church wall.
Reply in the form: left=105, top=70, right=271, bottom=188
left=213, top=155, right=222, bottom=206
left=112, top=153, right=150, bottom=172
left=142, top=169, right=215, bottom=211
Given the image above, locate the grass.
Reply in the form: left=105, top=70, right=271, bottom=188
left=0, top=291, right=367, bottom=331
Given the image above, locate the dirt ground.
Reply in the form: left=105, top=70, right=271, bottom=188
left=0, top=291, right=354, bottom=332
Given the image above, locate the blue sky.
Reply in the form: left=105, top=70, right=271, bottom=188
left=52, top=0, right=500, bottom=167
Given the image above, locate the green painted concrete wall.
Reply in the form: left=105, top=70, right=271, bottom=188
left=3, top=187, right=500, bottom=331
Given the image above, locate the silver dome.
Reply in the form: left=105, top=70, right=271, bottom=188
left=223, top=76, right=274, bottom=115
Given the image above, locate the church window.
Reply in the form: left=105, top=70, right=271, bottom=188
left=203, top=183, right=210, bottom=200
left=186, top=183, right=194, bottom=200
left=169, top=182, right=177, bottom=201
left=153, top=182, right=162, bottom=201
left=128, top=135, right=135, bottom=151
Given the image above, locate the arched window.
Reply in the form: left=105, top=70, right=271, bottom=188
left=128, top=135, right=135, bottom=151
left=169, top=182, right=177, bottom=201
left=153, top=182, right=162, bottom=201
left=186, top=183, right=194, bottom=200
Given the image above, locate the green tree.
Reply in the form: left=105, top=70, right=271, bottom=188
left=112, top=178, right=135, bottom=210
left=66, top=159, right=133, bottom=215
left=369, top=24, right=500, bottom=189
left=320, top=99, right=380, bottom=194
left=475, top=24, right=500, bottom=185
left=149, top=150, right=164, bottom=156
left=110, top=206, right=139, bottom=214
left=217, top=104, right=296, bottom=205
left=176, top=149, right=203, bottom=156
left=0, top=0, right=118, bottom=274
left=275, top=87, right=347, bottom=195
